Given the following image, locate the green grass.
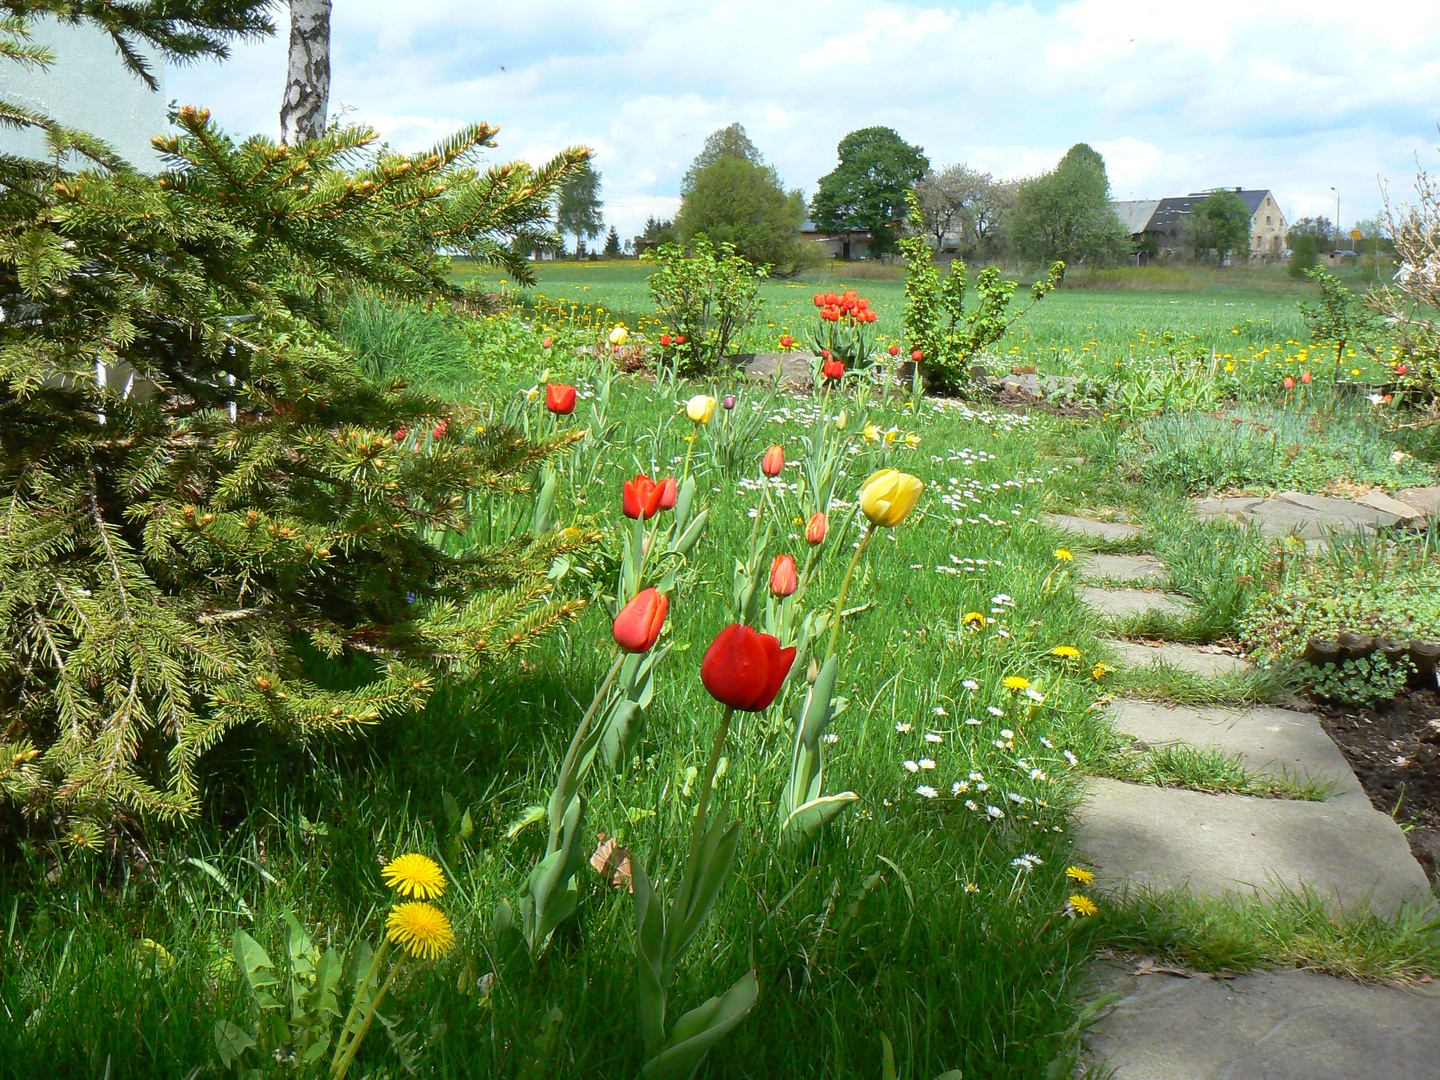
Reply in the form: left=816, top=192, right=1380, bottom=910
left=1096, top=742, right=1336, bottom=802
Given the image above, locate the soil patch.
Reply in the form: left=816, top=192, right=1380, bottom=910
left=1315, top=686, right=1440, bottom=880
left=989, top=387, right=1101, bottom=418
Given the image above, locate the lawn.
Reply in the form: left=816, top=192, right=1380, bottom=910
left=4, top=268, right=1437, bottom=1080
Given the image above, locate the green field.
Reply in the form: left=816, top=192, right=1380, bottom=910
left=459, top=259, right=1398, bottom=381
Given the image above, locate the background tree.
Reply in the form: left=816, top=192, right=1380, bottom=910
left=1287, top=216, right=1333, bottom=278
left=556, top=160, right=604, bottom=256
left=0, top=8, right=595, bottom=834
left=811, top=126, right=929, bottom=254
left=1187, top=189, right=1252, bottom=263
left=971, top=177, right=1020, bottom=260
left=638, top=214, right=675, bottom=254
left=1008, top=143, right=1131, bottom=267
left=675, top=124, right=810, bottom=274
left=913, top=163, right=987, bottom=251
left=280, top=0, right=331, bottom=143
left=603, top=224, right=621, bottom=256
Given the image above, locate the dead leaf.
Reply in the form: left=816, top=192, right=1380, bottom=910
left=589, top=834, right=633, bottom=892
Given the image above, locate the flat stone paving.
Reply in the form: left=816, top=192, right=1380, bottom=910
left=1042, top=512, right=1143, bottom=541
left=1081, top=586, right=1191, bottom=619
left=1076, top=778, right=1432, bottom=917
left=1107, top=700, right=1361, bottom=799
left=1085, top=962, right=1440, bottom=1080
left=1078, top=553, right=1169, bottom=583
left=1104, top=639, right=1248, bottom=677
left=1194, top=490, right=1402, bottom=540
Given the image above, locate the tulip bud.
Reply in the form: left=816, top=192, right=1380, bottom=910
left=779, top=335, right=793, bottom=348
left=769, top=554, right=798, bottom=597
left=676, top=334, right=687, bottom=344
left=613, top=588, right=668, bottom=653
left=608, top=325, right=629, bottom=346
left=1283, top=376, right=1295, bottom=390
left=723, top=394, right=736, bottom=410
left=542, top=337, right=552, bottom=349
left=807, top=657, right=819, bottom=684
left=659, top=334, right=672, bottom=346
left=911, top=349, right=923, bottom=362
left=834, top=409, right=848, bottom=430
left=821, top=349, right=831, bottom=360
left=806, top=512, right=827, bottom=545
left=686, top=394, right=717, bottom=424
left=858, top=469, right=924, bottom=527
left=761, top=444, right=784, bottom=476
left=1300, top=371, right=1311, bottom=383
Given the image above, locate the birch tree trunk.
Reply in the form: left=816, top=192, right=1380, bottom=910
left=280, top=0, right=332, bottom=143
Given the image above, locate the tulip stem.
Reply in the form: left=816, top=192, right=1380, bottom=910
left=676, top=704, right=736, bottom=913
left=547, top=652, right=625, bottom=855
left=826, top=523, right=875, bottom=660
left=681, top=429, right=696, bottom=480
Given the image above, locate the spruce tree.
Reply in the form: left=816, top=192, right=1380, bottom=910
left=0, top=6, right=596, bottom=842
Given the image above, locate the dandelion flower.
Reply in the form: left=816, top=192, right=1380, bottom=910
left=1068, top=894, right=1098, bottom=917
left=1065, top=865, right=1095, bottom=884
left=385, top=902, right=456, bottom=960
left=1051, top=645, right=1080, bottom=659
left=382, top=853, right=446, bottom=899
left=1002, top=676, right=1031, bottom=692
left=1092, top=663, right=1111, bottom=680
left=1054, top=548, right=1074, bottom=562
left=962, top=611, right=986, bottom=628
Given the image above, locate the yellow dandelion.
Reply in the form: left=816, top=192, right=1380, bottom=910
left=381, top=853, right=446, bottom=899
left=1053, top=548, right=1074, bottom=562
left=1065, top=865, right=1095, bottom=884
left=1068, top=894, right=1098, bottom=917
left=1051, top=646, right=1080, bottom=660
left=1091, top=663, right=1111, bottom=681
left=385, top=902, right=456, bottom=960
left=962, top=611, right=986, bottom=629
left=1002, top=675, right=1031, bottom=691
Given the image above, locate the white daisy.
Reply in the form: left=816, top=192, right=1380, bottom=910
left=916, top=785, right=938, bottom=799
left=903, top=760, right=920, bottom=773
left=918, top=758, right=937, bottom=770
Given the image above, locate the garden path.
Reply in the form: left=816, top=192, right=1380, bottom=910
left=1050, top=511, right=1440, bottom=1080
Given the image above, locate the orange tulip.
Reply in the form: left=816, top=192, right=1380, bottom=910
left=613, top=588, right=668, bottom=653
left=769, top=554, right=798, bottom=597
left=761, top=445, right=784, bottom=476
left=546, top=383, right=577, bottom=415
left=806, top=512, right=827, bottom=545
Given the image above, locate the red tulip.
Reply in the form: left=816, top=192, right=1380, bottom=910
left=657, top=476, right=679, bottom=510
left=613, top=588, right=668, bottom=653
left=824, top=293, right=839, bottom=306
left=546, top=383, right=577, bottom=415
left=676, top=335, right=687, bottom=344
left=779, top=335, right=793, bottom=348
left=889, top=344, right=900, bottom=356
left=761, top=444, right=784, bottom=476
left=806, top=511, right=827, bottom=545
left=623, top=474, right=664, bottom=519
left=700, top=624, right=797, bottom=712
left=866, top=310, right=878, bottom=322
left=659, top=334, right=672, bottom=346
left=911, top=349, right=922, bottom=362
left=813, top=294, right=825, bottom=307
left=1383, top=394, right=1394, bottom=403
left=432, top=419, right=449, bottom=439
left=1283, top=376, right=1295, bottom=390
left=856, top=298, right=869, bottom=312
left=542, top=337, right=552, bottom=349
left=1300, top=371, right=1312, bottom=384
left=769, top=554, right=798, bottom=597
left=823, top=359, right=845, bottom=380
left=1396, top=364, right=1408, bottom=375
left=821, top=349, right=831, bottom=359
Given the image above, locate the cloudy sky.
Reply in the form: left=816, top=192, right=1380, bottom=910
left=165, top=0, right=1440, bottom=241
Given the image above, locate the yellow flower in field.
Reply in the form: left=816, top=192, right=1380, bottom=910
left=962, top=611, right=986, bottom=628
left=858, top=469, right=924, bottom=527
left=1092, top=662, right=1111, bottom=680
left=382, top=853, right=446, bottom=899
left=1002, top=675, right=1031, bottom=691
left=608, top=324, right=629, bottom=346
left=385, top=902, right=456, bottom=960
left=904, top=432, right=921, bottom=448
left=1068, top=894, right=1098, bottom=917
left=1053, top=548, right=1073, bottom=562
left=834, top=410, right=848, bottom=430
left=883, top=427, right=899, bottom=446
left=1051, top=645, right=1080, bottom=660
left=1065, top=865, right=1095, bottom=884
left=863, top=423, right=881, bottom=442
left=685, top=395, right=717, bottom=424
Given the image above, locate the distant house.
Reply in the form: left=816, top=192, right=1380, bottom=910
left=800, top=220, right=874, bottom=260
left=1114, top=189, right=1288, bottom=263
left=0, top=18, right=166, bottom=171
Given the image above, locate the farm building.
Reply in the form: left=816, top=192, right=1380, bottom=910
left=1114, top=189, right=1288, bottom=263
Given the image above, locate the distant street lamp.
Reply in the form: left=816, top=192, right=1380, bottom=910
left=1329, top=186, right=1339, bottom=250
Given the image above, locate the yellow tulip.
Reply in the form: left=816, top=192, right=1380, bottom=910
left=863, top=423, right=881, bottom=442
left=834, top=409, right=848, bottom=430
left=686, top=394, right=717, bottom=424
left=608, top=325, right=629, bottom=346
left=883, top=427, right=899, bottom=446
left=857, top=469, right=923, bottom=527
left=904, top=432, right=921, bottom=448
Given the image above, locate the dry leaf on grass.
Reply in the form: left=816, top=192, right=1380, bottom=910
left=589, top=834, right=633, bottom=892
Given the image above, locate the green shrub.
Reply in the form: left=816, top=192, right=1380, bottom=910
left=643, top=236, right=764, bottom=375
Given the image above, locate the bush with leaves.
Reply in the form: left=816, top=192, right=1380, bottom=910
left=897, top=195, right=1062, bottom=392
left=0, top=9, right=598, bottom=839
left=643, top=236, right=764, bottom=375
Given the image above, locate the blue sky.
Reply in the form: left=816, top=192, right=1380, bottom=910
left=165, top=0, right=1440, bottom=241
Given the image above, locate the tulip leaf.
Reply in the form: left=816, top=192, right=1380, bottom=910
left=632, top=857, right=668, bottom=1058
left=799, top=655, right=841, bottom=748
left=673, top=474, right=697, bottom=528
left=781, top=792, right=859, bottom=847
left=639, top=970, right=759, bottom=1080
left=669, top=507, right=708, bottom=557
left=525, top=793, right=586, bottom=950
left=665, top=817, right=741, bottom=968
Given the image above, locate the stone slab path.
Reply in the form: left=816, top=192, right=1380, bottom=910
left=1085, top=962, right=1440, bottom=1080
left=1193, top=490, right=1402, bottom=540
left=1048, top=510, right=1440, bottom=1078
left=1103, top=640, right=1249, bottom=677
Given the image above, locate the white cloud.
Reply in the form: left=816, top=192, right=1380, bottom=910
left=164, top=0, right=1440, bottom=240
